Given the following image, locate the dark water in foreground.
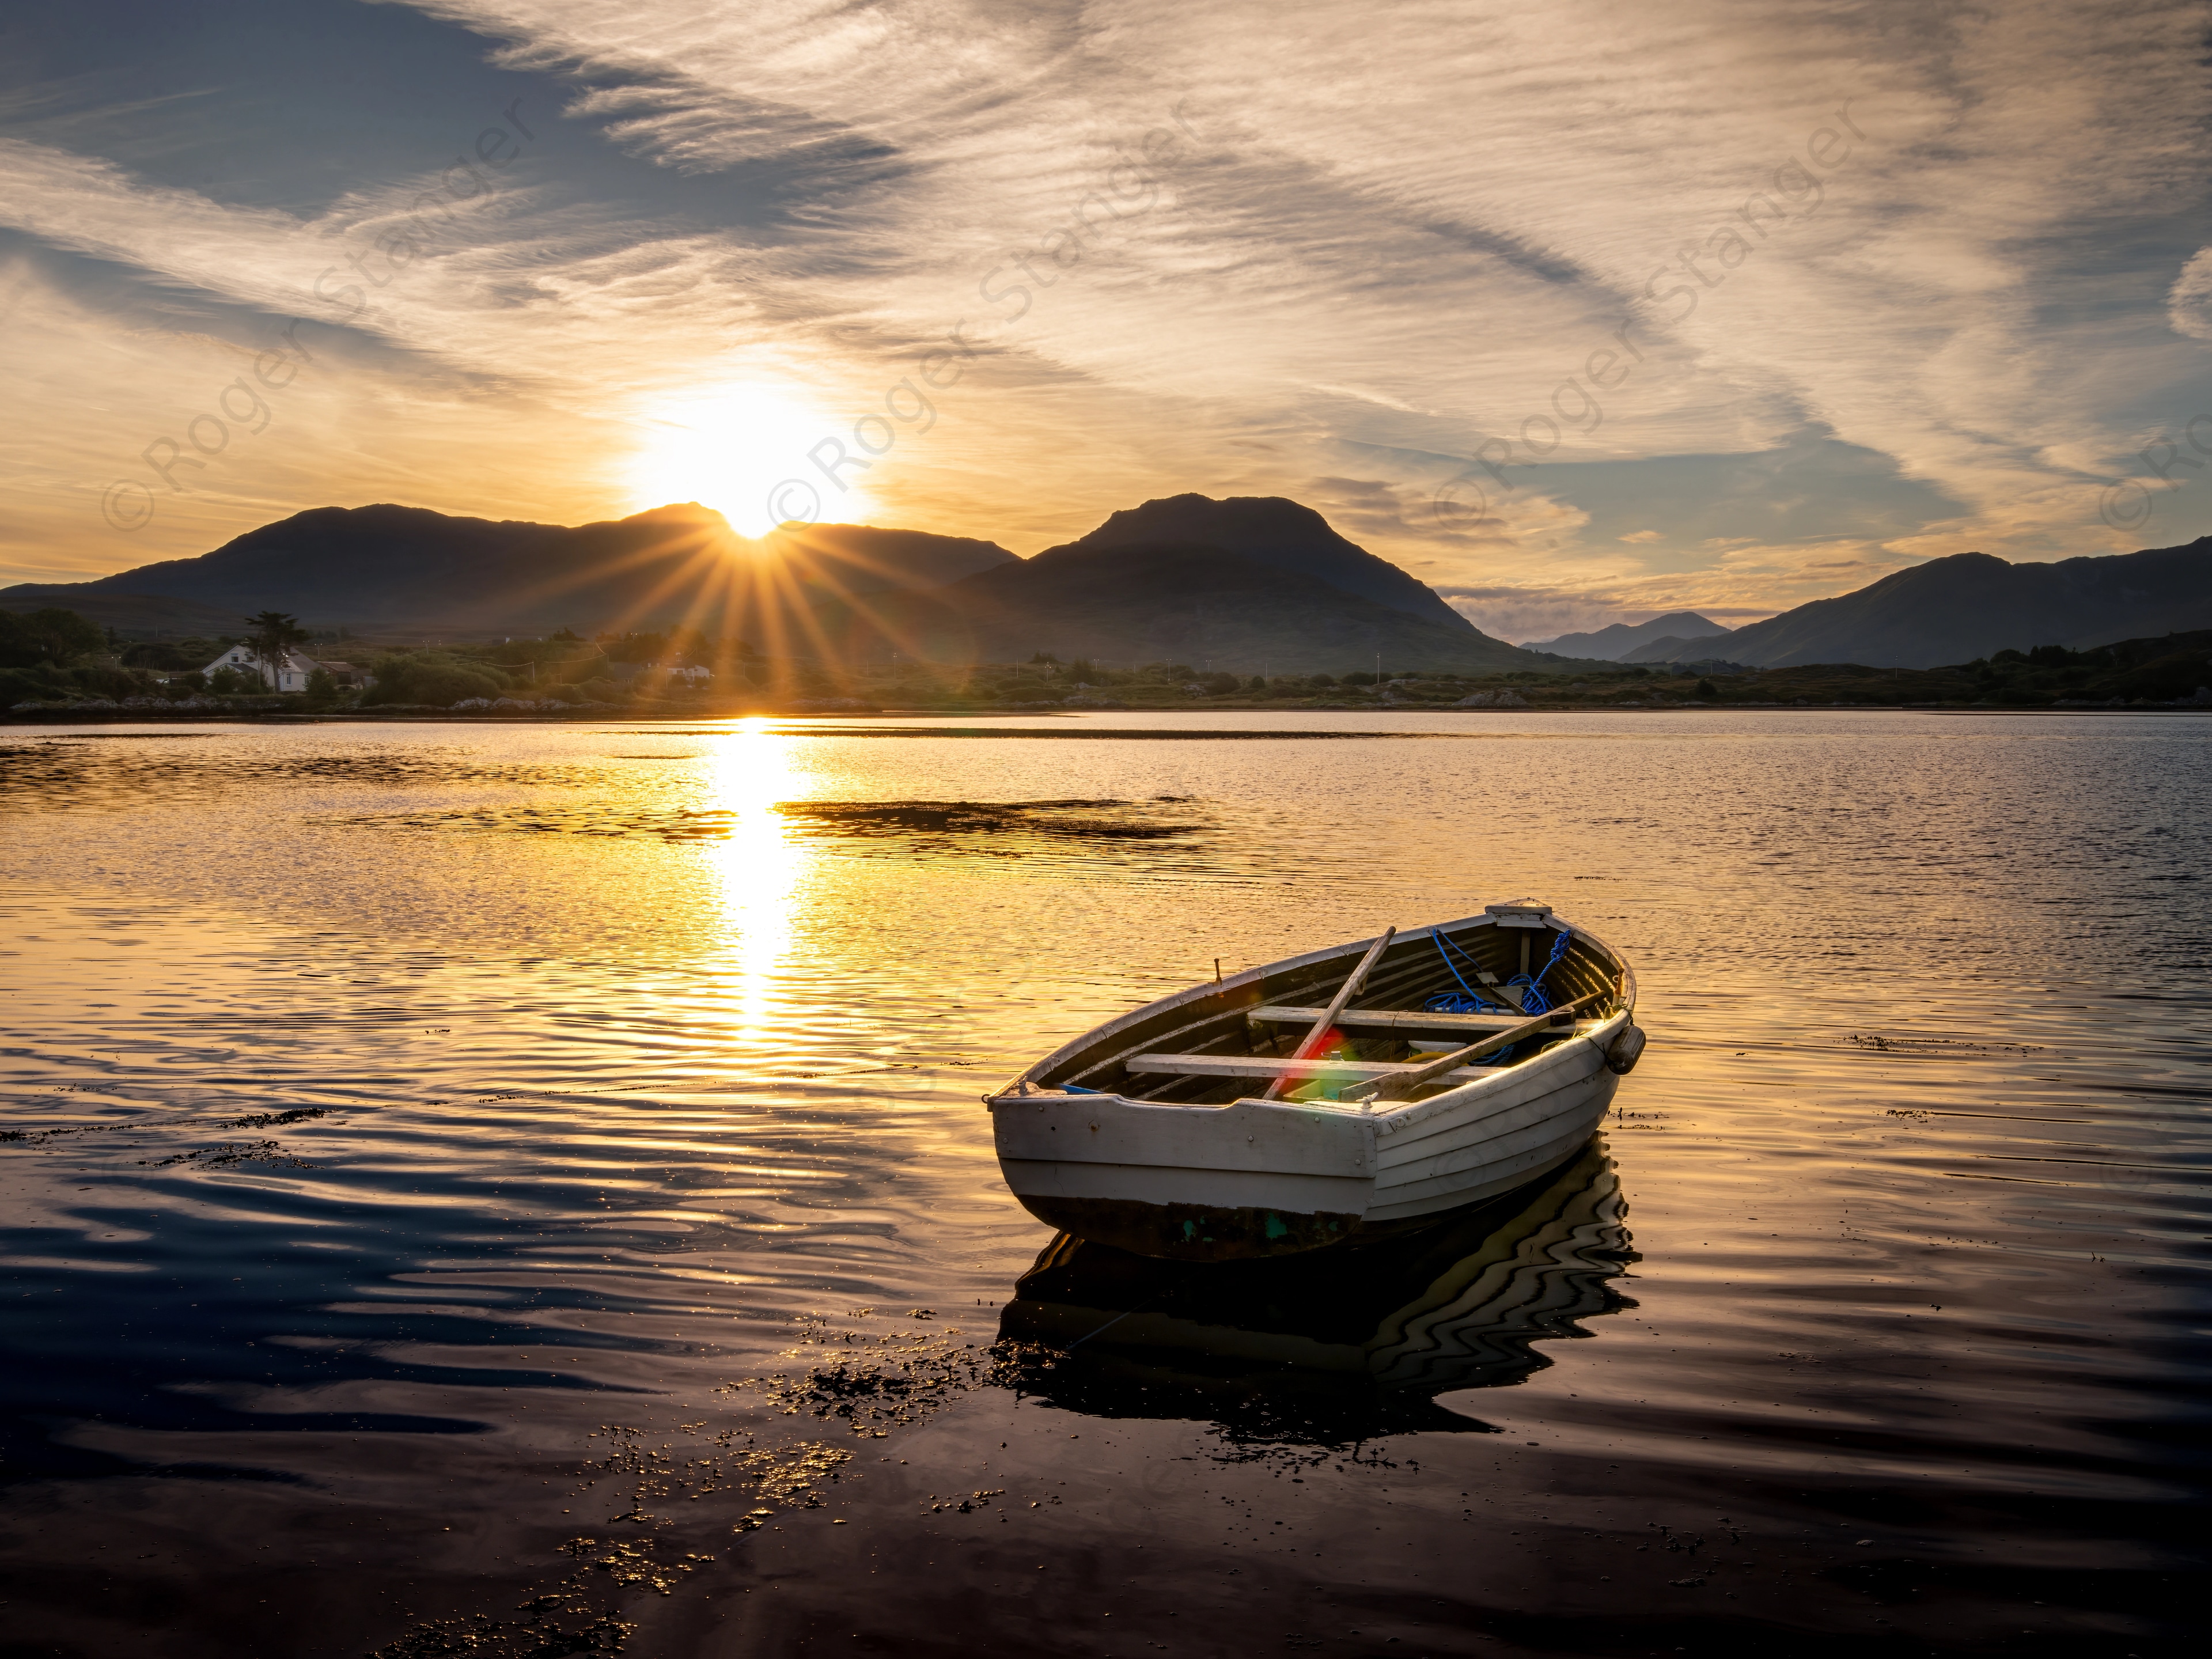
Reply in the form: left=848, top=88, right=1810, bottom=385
left=1, top=710, right=2207, bottom=1657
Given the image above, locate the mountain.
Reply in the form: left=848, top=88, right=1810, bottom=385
left=867, top=538, right=1567, bottom=675
left=3, top=505, right=1017, bottom=639
left=1715, top=540, right=2212, bottom=668
left=0, top=586, right=252, bottom=637
left=1068, top=494, right=1478, bottom=633
left=1522, top=611, right=1731, bottom=659
left=1619, top=632, right=1743, bottom=665
left=6, top=493, right=1588, bottom=673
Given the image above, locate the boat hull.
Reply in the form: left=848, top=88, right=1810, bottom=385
left=990, top=1016, right=1624, bottom=1261
left=993, top=1093, right=1377, bottom=1261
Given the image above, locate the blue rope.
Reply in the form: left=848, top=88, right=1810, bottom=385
left=1425, top=931, right=1508, bottom=1014
left=1503, top=928, right=1574, bottom=1016
left=1422, top=927, right=1574, bottom=1063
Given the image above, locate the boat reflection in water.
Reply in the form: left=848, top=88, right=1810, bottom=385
left=997, top=1139, right=1631, bottom=1442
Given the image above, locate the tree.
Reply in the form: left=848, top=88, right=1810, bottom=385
left=243, top=611, right=309, bottom=691
left=1695, top=677, right=1719, bottom=699
left=0, top=607, right=104, bottom=669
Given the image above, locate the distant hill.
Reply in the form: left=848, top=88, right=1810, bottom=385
left=1714, top=540, right=2212, bottom=668
left=1524, top=611, right=1731, bottom=659
left=1069, top=494, right=1478, bottom=634
left=1620, top=632, right=1739, bottom=664
left=3, top=505, right=1017, bottom=639
left=865, top=537, right=1570, bottom=675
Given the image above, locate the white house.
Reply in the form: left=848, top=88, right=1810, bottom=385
left=202, top=644, right=322, bottom=693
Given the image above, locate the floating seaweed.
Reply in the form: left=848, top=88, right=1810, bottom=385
left=321, top=796, right=1211, bottom=850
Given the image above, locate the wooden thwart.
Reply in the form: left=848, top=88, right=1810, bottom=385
left=1248, top=1003, right=1596, bottom=1037
left=1260, top=926, right=1395, bottom=1100
left=1130, top=1053, right=1450, bottom=1081
left=1345, top=987, right=1611, bottom=1105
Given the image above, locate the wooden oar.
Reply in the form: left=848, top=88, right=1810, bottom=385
left=1346, top=986, right=1610, bottom=1107
left=1262, top=926, right=1396, bottom=1100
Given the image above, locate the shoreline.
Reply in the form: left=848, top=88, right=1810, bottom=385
left=6, top=703, right=2210, bottom=727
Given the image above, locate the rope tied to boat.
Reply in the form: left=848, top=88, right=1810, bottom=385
left=1423, top=927, right=1574, bottom=1063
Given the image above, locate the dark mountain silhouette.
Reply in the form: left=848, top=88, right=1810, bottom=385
left=6, top=493, right=1589, bottom=672
left=1069, top=494, right=1477, bottom=633
left=1620, top=632, right=1738, bottom=664
left=1524, top=611, right=1732, bottom=659
left=865, top=539, right=1569, bottom=675
left=4, top=505, right=1017, bottom=642
left=1714, top=539, right=2212, bottom=668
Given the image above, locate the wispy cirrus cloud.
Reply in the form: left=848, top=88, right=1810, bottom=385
left=2, top=0, right=2209, bottom=628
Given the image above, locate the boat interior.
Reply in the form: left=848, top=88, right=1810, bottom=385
left=1028, top=908, right=1631, bottom=1108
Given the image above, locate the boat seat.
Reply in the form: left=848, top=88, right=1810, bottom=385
left=1246, top=1005, right=1600, bottom=1036
left=1127, top=1052, right=1491, bottom=1084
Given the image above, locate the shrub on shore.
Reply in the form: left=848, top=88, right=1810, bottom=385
left=359, top=651, right=506, bottom=707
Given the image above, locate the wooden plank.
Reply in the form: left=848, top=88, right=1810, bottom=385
left=1248, top=1004, right=1597, bottom=1036
left=1126, top=1052, right=1499, bottom=1087
left=1347, top=987, right=1611, bottom=1106
left=1262, top=926, right=1395, bottom=1100
left=1133, top=1052, right=1427, bottom=1080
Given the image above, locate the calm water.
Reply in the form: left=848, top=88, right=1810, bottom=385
left=1, top=711, right=2206, bottom=1658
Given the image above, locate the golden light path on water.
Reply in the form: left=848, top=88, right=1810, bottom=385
left=699, top=718, right=809, bottom=1041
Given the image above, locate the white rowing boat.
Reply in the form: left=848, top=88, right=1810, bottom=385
left=986, top=900, right=1645, bottom=1261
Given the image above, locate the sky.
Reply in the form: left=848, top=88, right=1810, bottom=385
left=3, top=0, right=2210, bottom=644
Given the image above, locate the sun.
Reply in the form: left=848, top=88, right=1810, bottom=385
left=626, top=383, right=869, bottom=537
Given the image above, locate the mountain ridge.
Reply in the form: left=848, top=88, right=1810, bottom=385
left=1523, top=611, right=1732, bottom=660
left=3, top=503, right=1019, bottom=641
left=1067, top=493, right=1478, bottom=633
left=1709, top=541, right=2212, bottom=668
left=3, top=493, right=1575, bottom=674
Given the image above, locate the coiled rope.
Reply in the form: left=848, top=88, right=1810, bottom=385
left=1422, top=927, right=1574, bottom=1064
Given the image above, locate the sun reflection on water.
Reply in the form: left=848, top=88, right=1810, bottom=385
left=700, top=720, right=810, bottom=1037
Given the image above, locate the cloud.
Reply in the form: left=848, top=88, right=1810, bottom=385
left=6, top=0, right=2212, bottom=605
left=2169, top=247, right=2212, bottom=342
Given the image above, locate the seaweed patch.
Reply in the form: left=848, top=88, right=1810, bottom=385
left=719, top=1315, right=1059, bottom=1436
left=320, top=796, right=1212, bottom=851
left=153, top=1139, right=312, bottom=1169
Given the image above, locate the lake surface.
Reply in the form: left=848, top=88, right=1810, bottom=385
left=1, top=710, right=2206, bottom=1658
